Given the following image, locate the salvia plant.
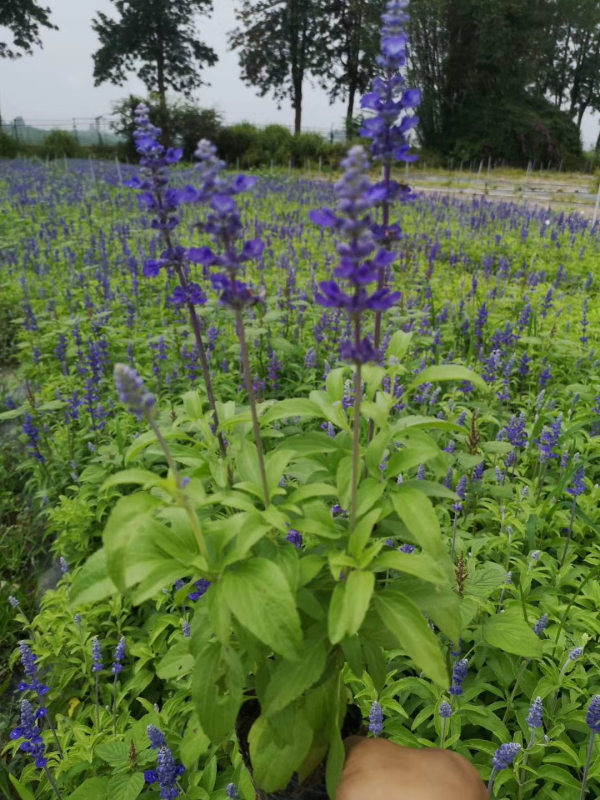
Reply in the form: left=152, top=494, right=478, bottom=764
left=1, top=1, right=600, bottom=799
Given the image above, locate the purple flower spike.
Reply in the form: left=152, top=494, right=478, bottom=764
left=114, top=364, right=155, bottom=421
left=369, top=701, right=383, bottom=736
left=492, top=742, right=521, bottom=771
left=586, top=695, right=600, bottom=734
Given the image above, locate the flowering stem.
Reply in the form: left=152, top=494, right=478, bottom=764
left=234, top=307, right=270, bottom=507
left=95, top=673, right=100, bottom=728
left=148, top=417, right=209, bottom=561
left=487, top=767, right=498, bottom=797
left=450, top=511, right=459, bottom=560
left=440, top=717, right=448, bottom=749
left=112, top=673, right=119, bottom=734
left=559, top=496, right=577, bottom=568
left=173, top=261, right=229, bottom=467
left=373, top=159, right=391, bottom=354
left=502, top=660, right=528, bottom=724
left=46, top=714, right=63, bottom=759
left=43, top=765, right=62, bottom=800
left=580, top=732, right=595, bottom=800
left=350, top=362, right=362, bottom=534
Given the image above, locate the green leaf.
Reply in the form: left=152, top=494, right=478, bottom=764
left=265, top=449, right=294, bottom=492
left=263, top=637, right=329, bottom=715
left=261, top=398, right=321, bottom=424
left=371, top=551, right=448, bottom=585
left=309, top=389, right=349, bottom=430
left=101, top=469, right=161, bottom=492
left=283, top=483, right=337, bottom=506
left=393, top=577, right=461, bottom=643
left=156, top=644, right=194, bottom=680
left=348, top=509, right=381, bottom=557
left=191, top=642, right=244, bottom=743
left=223, top=559, right=302, bottom=659
left=107, top=772, right=145, bottom=800
left=95, top=740, right=129, bottom=766
left=70, top=549, right=118, bottom=607
left=328, top=571, right=375, bottom=644
left=102, top=492, right=162, bottom=591
left=482, top=611, right=543, bottom=659
left=8, top=775, right=35, bottom=800
left=66, top=777, right=109, bottom=800
left=336, top=455, right=353, bottom=511
left=179, top=716, right=210, bottom=768
left=390, top=486, right=448, bottom=563
left=248, top=706, right=313, bottom=792
left=325, top=727, right=346, bottom=800
left=387, top=430, right=441, bottom=474
left=387, top=330, right=413, bottom=361
left=374, top=590, right=448, bottom=688
left=408, top=365, right=487, bottom=392
left=326, top=367, right=347, bottom=403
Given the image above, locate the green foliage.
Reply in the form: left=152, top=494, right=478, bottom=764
left=0, top=0, right=56, bottom=58
left=0, top=130, right=18, bottom=158
left=39, top=130, right=82, bottom=159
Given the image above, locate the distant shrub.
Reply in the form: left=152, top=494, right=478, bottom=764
left=216, top=122, right=261, bottom=167
left=40, top=130, right=82, bottom=159
left=290, top=132, right=326, bottom=165
left=173, top=104, right=223, bottom=161
left=0, top=130, right=18, bottom=158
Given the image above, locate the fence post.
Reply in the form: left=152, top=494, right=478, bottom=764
left=593, top=182, right=600, bottom=227
left=115, top=156, right=122, bottom=184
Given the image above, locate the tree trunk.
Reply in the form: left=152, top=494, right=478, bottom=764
left=156, top=51, right=170, bottom=145
left=345, top=83, right=357, bottom=138
left=293, top=81, right=303, bottom=134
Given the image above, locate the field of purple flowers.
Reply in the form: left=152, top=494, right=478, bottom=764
left=1, top=150, right=600, bottom=799
left=2, top=1, right=600, bottom=797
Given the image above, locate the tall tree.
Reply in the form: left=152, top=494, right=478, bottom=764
left=326, top=0, right=385, bottom=136
left=229, top=0, right=332, bottom=134
left=92, top=0, right=217, bottom=141
left=533, top=0, right=600, bottom=133
left=0, top=0, right=56, bottom=59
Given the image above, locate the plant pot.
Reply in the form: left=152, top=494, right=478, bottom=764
left=235, top=700, right=364, bottom=800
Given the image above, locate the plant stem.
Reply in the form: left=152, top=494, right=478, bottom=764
left=112, top=673, right=118, bottom=734
left=234, top=308, right=270, bottom=507
left=148, top=417, right=209, bottom=561
left=559, top=496, right=577, bottom=567
left=551, top=569, right=598, bottom=659
left=43, top=765, right=62, bottom=800
left=440, top=717, right=447, bottom=749
left=46, top=715, right=63, bottom=759
left=502, top=660, right=528, bottom=724
left=580, top=733, right=595, bottom=800
left=450, top=511, right=459, bottom=560
left=95, top=673, right=100, bottom=728
left=350, top=361, right=362, bottom=534
left=487, top=766, right=498, bottom=797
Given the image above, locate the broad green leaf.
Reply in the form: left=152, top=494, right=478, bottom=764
left=409, top=365, right=486, bottom=392
left=70, top=549, right=118, bottom=607
left=283, top=482, right=337, bottom=506
left=371, top=551, right=448, bottom=585
left=391, top=486, right=447, bottom=562
left=191, top=642, right=244, bottom=743
left=482, top=611, right=543, bottom=659
left=387, top=430, right=441, bottom=474
left=66, top=777, right=109, bottom=800
left=223, top=559, right=302, bottom=659
left=393, top=577, right=461, bottom=643
left=309, top=389, right=349, bottom=430
left=100, top=469, right=161, bottom=492
left=248, top=706, right=313, bottom=792
left=180, top=717, right=210, bottom=768
left=374, top=590, right=448, bottom=688
left=156, top=643, right=194, bottom=680
left=265, top=449, right=294, bottom=493
left=263, top=638, right=328, bottom=714
left=261, top=398, right=322, bottom=424
left=283, top=432, right=341, bottom=456
left=326, top=367, right=347, bottom=403
left=107, top=772, right=145, bottom=800
left=102, top=492, right=162, bottom=591
left=336, top=455, right=353, bottom=511
left=387, top=330, right=413, bottom=361
left=349, top=509, right=381, bottom=557
left=328, top=570, right=375, bottom=644
left=326, top=726, right=346, bottom=800
left=8, top=775, right=35, bottom=800
left=95, top=741, right=129, bottom=766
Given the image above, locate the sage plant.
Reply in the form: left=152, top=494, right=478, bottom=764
left=360, top=0, right=420, bottom=351
left=192, top=140, right=270, bottom=506
left=125, top=105, right=227, bottom=464
left=310, top=145, right=400, bottom=530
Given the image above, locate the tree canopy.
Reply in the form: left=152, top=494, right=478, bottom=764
left=229, top=0, right=333, bottom=134
left=0, top=0, right=56, bottom=59
left=92, top=0, right=217, bottom=139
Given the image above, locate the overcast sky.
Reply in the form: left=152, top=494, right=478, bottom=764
left=0, top=0, right=346, bottom=135
left=1, top=0, right=598, bottom=146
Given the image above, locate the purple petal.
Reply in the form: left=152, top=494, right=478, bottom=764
left=309, top=208, right=337, bottom=227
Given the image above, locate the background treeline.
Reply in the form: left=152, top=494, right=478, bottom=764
left=3, top=0, right=600, bottom=169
